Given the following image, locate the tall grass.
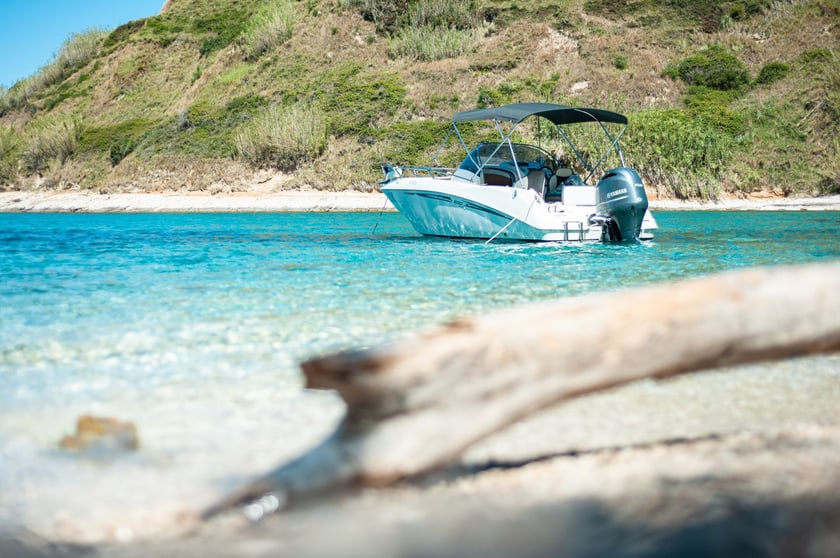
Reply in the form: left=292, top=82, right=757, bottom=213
left=0, top=126, right=20, bottom=185
left=387, top=26, right=483, bottom=61
left=342, top=0, right=482, bottom=34
left=235, top=103, right=327, bottom=171
left=243, top=1, right=297, bottom=60
left=0, top=28, right=106, bottom=112
left=405, top=0, right=482, bottom=29
left=21, top=118, right=81, bottom=174
left=385, top=0, right=484, bottom=61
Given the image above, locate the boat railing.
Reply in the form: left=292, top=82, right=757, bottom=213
left=380, top=164, right=455, bottom=184
left=399, top=165, right=455, bottom=178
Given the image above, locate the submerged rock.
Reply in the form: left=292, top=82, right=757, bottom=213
left=58, top=415, right=139, bottom=455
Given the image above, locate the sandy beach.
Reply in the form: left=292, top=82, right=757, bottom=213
left=2, top=190, right=840, bottom=212
left=5, top=358, right=840, bottom=558
left=0, top=190, right=394, bottom=213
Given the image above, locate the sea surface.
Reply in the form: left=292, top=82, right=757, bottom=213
left=1, top=210, right=839, bottom=542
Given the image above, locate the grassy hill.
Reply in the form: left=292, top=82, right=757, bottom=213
left=0, top=0, right=838, bottom=199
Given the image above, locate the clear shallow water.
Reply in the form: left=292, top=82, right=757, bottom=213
left=1, top=210, right=839, bottom=541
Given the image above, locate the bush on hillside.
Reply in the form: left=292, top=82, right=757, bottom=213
left=684, top=86, right=746, bottom=135
left=755, top=61, right=790, bottom=86
left=628, top=109, right=735, bottom=199
left=103, top=19, right=146, bottom=49
left=665, top=44, right=750, bottom=91
left=235, top=103, right=327, bottom=171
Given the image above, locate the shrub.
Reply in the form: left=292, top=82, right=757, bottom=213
left=800, top=48, right=833, bottom=65
left=109, top=138, right=137, bottom=166
left=103, top=19, right=146, bottom=49
left=235, top=103, right=327, bottom=171
left=627, top=109, right=734, bottom=199
left=476, top=87, right=509, bottom=108
left=755, top=61, right=790, bottom=86
left=243, top=1, right=297, bottom=60
left=667, top=44, right=750, bottom=91
left=683, top=86, right=746, bottom=135
left=613, top=54, right=628, bottom=70
left=21, top=118, right=81, bottom=173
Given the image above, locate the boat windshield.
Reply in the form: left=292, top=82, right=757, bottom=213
left=458, top=143, right=558, bottom=174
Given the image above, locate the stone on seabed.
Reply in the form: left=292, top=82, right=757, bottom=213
left=59, top=415, right=139, bottom=454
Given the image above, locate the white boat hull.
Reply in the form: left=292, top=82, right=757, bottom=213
left=382, top=176, right=655, bottom=242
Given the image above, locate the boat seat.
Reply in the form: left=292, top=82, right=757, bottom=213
left=555, top=167, right=573, bottom=180
left=482, top=167, right=515, bottom=187
left=545, top=168, right=572, bottom=202
left=527, top=170, right=546, bottom=197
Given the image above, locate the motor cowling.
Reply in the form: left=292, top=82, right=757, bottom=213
left=594, top=168, right=648, bottom=242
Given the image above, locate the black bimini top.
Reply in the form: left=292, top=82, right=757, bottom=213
left=452, top=102, right=628, bottom=126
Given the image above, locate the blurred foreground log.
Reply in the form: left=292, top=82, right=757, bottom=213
left=203, top=263, right=840, bottom=519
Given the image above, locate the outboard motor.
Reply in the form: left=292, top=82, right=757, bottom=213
left=594, top=168, right=649, bottom=242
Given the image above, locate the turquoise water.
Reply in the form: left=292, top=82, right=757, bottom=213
left=1, top=210, right=839, bottom=540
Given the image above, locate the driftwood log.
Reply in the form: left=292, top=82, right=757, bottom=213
left=203, top=262, right=840, bottom=519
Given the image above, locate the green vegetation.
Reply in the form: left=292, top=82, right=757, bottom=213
left=0, top=28, right=107, bottom=113
left=629, top=109, right=735, bottom=199
left=0, top=0, right=837, bottom=198
left=754, top=61, right=790, bottom=86
left=243, top=1, right=298, bottom=60
left=613, top=54, right=628, bottom=70
left=21, top=117, right=81, bottom=174
left=0, top=126, right=19, bottom=185
left=235, top=103, right=327, bottom=171
left=78, top=118, right=158, bottom=166
left=103, top=19, right=146, bottom=50
left=665, top=44, right=750, bottom=91
left=342, top=0, right=482, bottom=34
left=315, top=64, right=405, bottom=137
left=387, top=26, right=483, bottom=62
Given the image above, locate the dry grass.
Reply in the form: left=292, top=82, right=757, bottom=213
left=235, top=103, right=327, bottom=171
left=387, top=25, right=485, bottom=62
left=21, top=117, right=81, bottom=174
left=242, top=0, right=298, bottom=60
left=0, top=125, right=20, bottom=185
left=0, top=29, right=107, bottom=112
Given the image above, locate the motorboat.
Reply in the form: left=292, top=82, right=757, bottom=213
left=380, top=102, right=657, bottom=242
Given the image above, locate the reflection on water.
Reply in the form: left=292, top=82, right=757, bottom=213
left=0, top=210, right=838, bottom=541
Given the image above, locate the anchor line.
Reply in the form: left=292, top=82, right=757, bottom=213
left=371, top=196, right=390, bottom=235
left=486, top=216, right=517, bottom=244
left=486, top=195, right=537, bottom=244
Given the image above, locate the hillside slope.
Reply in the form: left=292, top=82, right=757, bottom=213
left=0, top=0, right=838, bottom=199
